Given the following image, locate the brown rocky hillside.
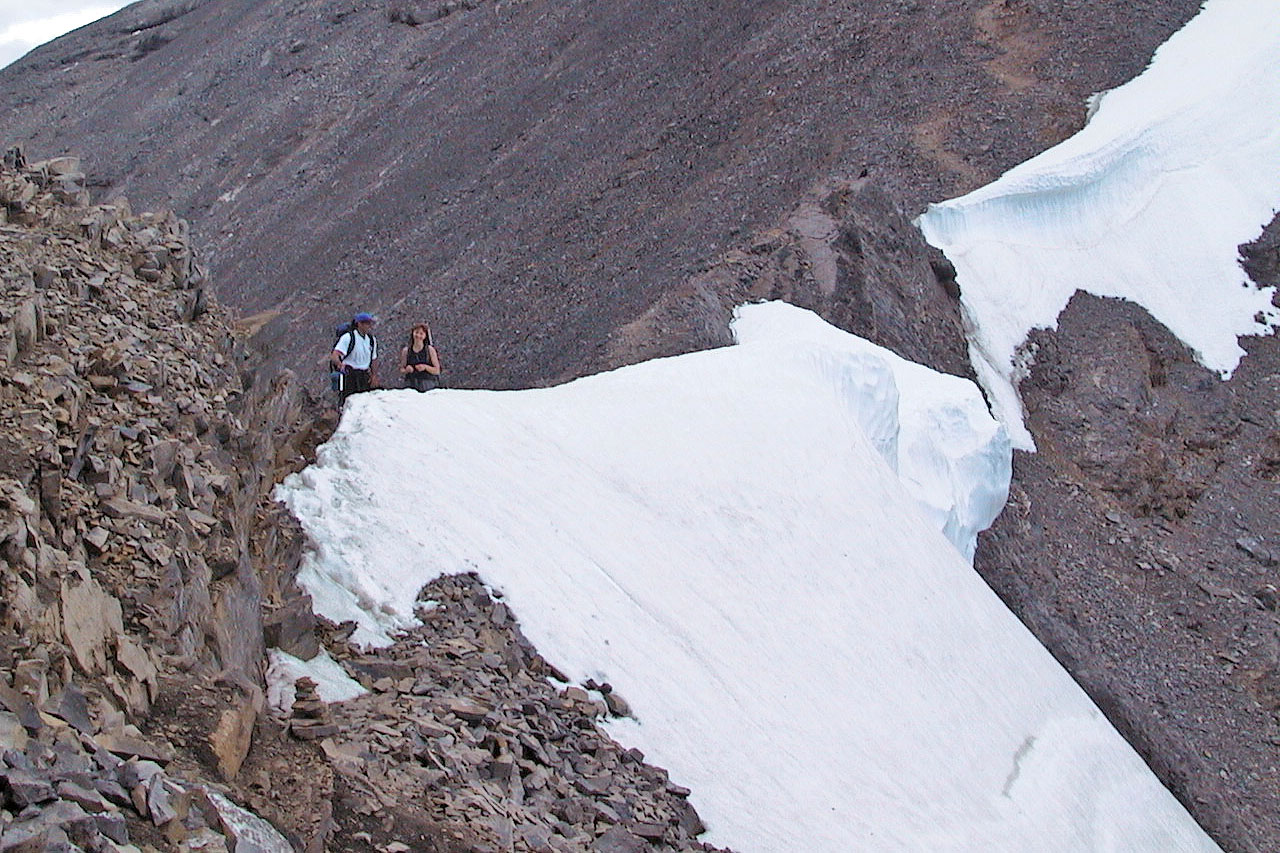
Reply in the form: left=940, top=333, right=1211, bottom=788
left=0, top=152, right=735, bottom=852
left=7, top=2, right=1280, bottom=853
left=0, top=0, right=1199, bottom=386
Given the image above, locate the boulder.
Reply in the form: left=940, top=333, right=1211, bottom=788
left=0, top=711, right=28, bottom=751
left=196, top=787, right=293, bottom=853
left=209, top=698, right=256, bottom=780
left=60, top=569, right=124, bottom=675
left=263, top=594, right=319, bottom=660
left=591, top=825, right=646, bottom=853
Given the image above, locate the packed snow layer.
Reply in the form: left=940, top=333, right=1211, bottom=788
left=733, top=302, right=1009, bottom=561
left=917, top=0, right=1280, bottom=449
left=277, top=304, right=1215, bottom=851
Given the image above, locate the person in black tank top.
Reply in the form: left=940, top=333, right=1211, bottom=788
left=399, top=322, right=441, bottom=391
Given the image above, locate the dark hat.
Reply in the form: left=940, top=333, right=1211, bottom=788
left=353, top=312, right=375, bottom=324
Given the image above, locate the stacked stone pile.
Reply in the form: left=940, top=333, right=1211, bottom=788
left=287, top=679, right=336, bottom=742
left=309, top=574, right=729, bottom=853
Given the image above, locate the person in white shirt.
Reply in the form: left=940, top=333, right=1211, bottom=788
left=331, top=312, right=379, bottom=401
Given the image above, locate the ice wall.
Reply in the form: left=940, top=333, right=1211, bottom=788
left=918, top=0, right=1280, bottom=449
left=732, top=302, right=1009, bottom=561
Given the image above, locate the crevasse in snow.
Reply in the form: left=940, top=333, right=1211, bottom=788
left=917, top=0, right=1280, bottom=449
left=276, top=303, right=1216, bottom=851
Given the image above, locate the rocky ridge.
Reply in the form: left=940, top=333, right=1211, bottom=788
left=0, top=149, right=728, bottom=852
left=4, top=1, right=1277, bottom=848
left=0, top=145, right=320, bottom=851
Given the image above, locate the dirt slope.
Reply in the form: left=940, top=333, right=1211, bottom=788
left=0, top=0, right=1197, bottom=385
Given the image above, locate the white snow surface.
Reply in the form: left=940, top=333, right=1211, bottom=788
left=917, top=0, right=1280, bottom=449
left=265, top=648, right=367, bottom=714
left=732, top=303, right=1009, bottom=561
left=277, top=303, right=1216, bottom=851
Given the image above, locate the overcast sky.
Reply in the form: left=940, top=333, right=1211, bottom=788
left=0, top=0, right=133, bottom=69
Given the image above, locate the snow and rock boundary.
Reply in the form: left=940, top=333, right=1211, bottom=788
left=918, top=0, right=1280, bottom=450
left=279, top=303, right=1215, bottom=851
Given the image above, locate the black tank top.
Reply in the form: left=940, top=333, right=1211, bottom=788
left=406, top=344, right=433, bottom=366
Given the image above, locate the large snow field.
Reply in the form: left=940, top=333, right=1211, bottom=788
left=917, top=0, right=1280, bottom=449
left=277, top=303, right=1216, bottom=851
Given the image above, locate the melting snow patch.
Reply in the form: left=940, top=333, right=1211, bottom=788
left=918, top=0, right=1280, bottom=449
left=266, top=648, right=366, bottom=713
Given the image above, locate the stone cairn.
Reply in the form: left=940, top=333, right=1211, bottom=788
left=288, top=679, right=337, bottom=742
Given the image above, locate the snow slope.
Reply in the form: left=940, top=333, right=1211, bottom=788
left=733, top=303, right=1009, bottom=561
left=278, top=303, right=1215, bottom=851
left=917, top=0, right=1280, bottom=449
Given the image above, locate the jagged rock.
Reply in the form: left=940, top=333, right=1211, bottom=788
left=675, top=800, right=705, bottom=836
left=631, top=822, right=665, bottom=840
left=46, top=685, right=92, bottom=736
left=116, top=759, right=164, bottom=792
left=99, top=496, right=166, bottom=524
left=60, top=570, right=124, bottom=676
left=96, top=732, right=174, bottom=764
left=0, top=683, right=41, bottom=734
left=0, top=712, right=28, bottom=751
left=210, top=699, right=256, bottom=781
left=196, top=787, right=293, bottom=853
left=94, top=810, right=130, bottom=844
left=0, top=819, right=69, bottom=851
left=263, top=595, right=319, bottom=660
left=146, top=775, right=188, bottom=825
left=439, top=697, right=489, bottom=723
left=347, top=658, right=414, bottom=683
left=184, top=827, right=231, bottom=852
left=290, top=720, right=339, bottom=741
left=1235, top=536, right=1277, bottom=566
left=591, top=825, right=647, bottom=853
left=1, top=769, right=56, bottom=808
left=83, top=527, right=110, bottom=552
left=55, top=779, right=112, bottom=814
left=113, top=635, right=158, bottom=708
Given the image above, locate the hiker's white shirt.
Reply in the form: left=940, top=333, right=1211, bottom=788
left=335, top=331, right=377, bottom=370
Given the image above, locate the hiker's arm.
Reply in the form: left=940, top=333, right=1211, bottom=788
left=423, top=345, right=441, bottom=375
left=330, top=348, right=345, bottom=370
left=370, top=355, right=380, bottom=387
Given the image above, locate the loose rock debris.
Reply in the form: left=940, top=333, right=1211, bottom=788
left=306, top=573, right=728, bottom=853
